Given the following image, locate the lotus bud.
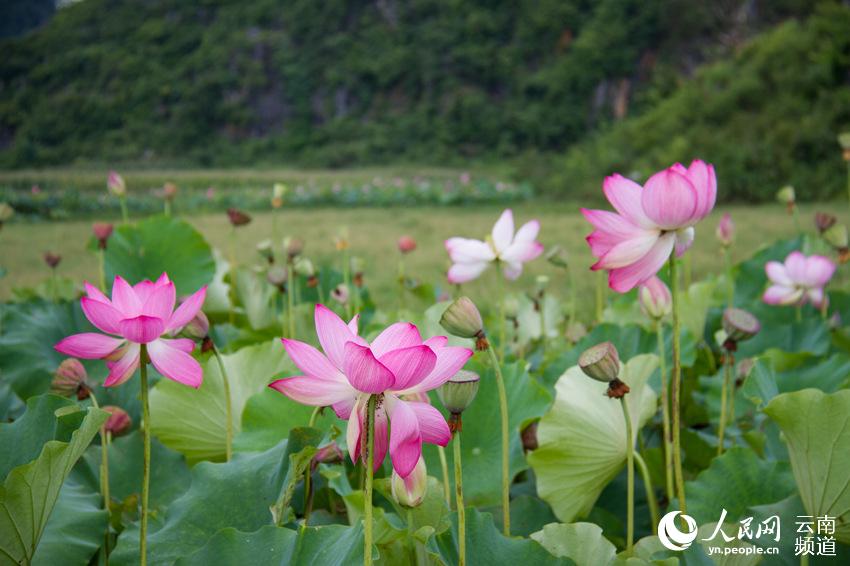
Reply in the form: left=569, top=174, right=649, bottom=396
left=294, top=257, right=315, bottom=278
left=226, top=208, right=251, bottom=227
left=107, top=171, right=126, bottom=197
left=398, top=235, right=417, bottom=254
left=331, top=283, right=349, bottom=305
left=777, top=185, right=795, bottom=213
left=51, top=358, right=90, bottom=399
left=579, top=342, right=621, bottom=383
left=437, top=370, right=480, bottom=420
left=839, top=132, right=850, bottom=161
left=285, top=237, right=304, bottom=260
left=715, top=213, right=735, bottom=247
left=267, top=265, right=288, bottom=289
left=256, top=240, right=275, bottom=263
left=103, top=406, right=132, bottom=437
left=545, top=245, right=568, bottom=269
left=391, top=456, right=428, bottom=508
left=565, top=321, right=587, bottom=344
left=0, top=202, right=14, bottom=230
left=181, top=309, right=210, bottom=342
left=815, top=212, right=837, bottom=234
left=440, top=297, right=486, bottom=349
left=92, top=222, right=114, bottom=250
left=721, top=308, right=760, bottom=348
left=44, top=252, right=62, bottom=269
left=638, top=276, right=672, bottom=320
left=271, top=183, right=287, bottom=208
left=162, top=182, right=178, bottom=201
left=314, top=441, right=344, bottom=465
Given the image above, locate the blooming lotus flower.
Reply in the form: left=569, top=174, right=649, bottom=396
left=55, top=274, right=207, bottom=388
left=763, top=251, right=836, bottom=308
left=445, top=209, right=543, bottom=283
left=583, top=160, right=717, bottom=292
left=269, top=304, right=473, bottom=478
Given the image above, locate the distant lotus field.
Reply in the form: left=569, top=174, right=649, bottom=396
left=2, top=162, right=850, bottom=565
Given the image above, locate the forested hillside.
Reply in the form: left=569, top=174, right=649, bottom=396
left=1, top=0, right=847, bottom=201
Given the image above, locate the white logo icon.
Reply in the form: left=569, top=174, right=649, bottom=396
left=658, top=511, right=699, bottom=551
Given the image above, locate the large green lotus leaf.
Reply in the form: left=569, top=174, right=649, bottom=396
left=110, top=429, right=321, bottom=565
left=516, top=293, right=564, bottom=343
left=764, top=389, right=850, bottom=544
left=235, top=388, right=338, bottom=453
left=422, top=358, right=553, bottom=507
left=174, top=524, right=364, bottom=565
left=678, top=280, right=717, bottom=341
left=432, top=508, right=573, bottom=565
left=82, top=430, right=191, bottom=513
left=735, top=317, right=829, bottom=364
left=742, top=355, right=850, bottom=411
left=530, top=522, right=617, bottom=566
left=740, top=358, right=779, bottom=409
left=202, top=249, right=232, bottom=316
left=231, top=266, right=279, bottom=331
left=528, top=354, right=658, bottom=522
left=685, top=447, right=796, bottom=525
left=0, top=379, right=24, bottom=422
left=149, top=339, right=292, bottom=463
left=542, top=323, right=695, bottom=390
left=733, top=237, right=802, bottom=305
left=32, top=477, right=107, bottom=566
left=375, top=476, right=451, bottom=536
left=105, top=215, right=215, bottom=296
left=496, top=494, right=559, bottom=538
left=0, top=397, right=107, bottom=565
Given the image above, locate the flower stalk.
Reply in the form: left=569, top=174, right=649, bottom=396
left=595, top=271, right=605, bottom=322
left=656, top=321, right=674, bottom=502
left=717, top=354, right=733, bottom=456
left=453, top=430, right=466, bottom=566
left=484, top=345, right=511, bottom=535
left=669, top=254, right=687, bottom=513
left=621, top=397, right=634, bottom=553
left=212, top=345, right=233, bottom=461
left=364, top=394, right=377, bottom=566
left=139, top=345, right=151, bottom=566
left=287, top=262, right=296, bottom=339
left=89, top=393, right=111, bottom=565
left=438, top=446, right=451, bottom=507
left=634, top=451, right=659, bottom=532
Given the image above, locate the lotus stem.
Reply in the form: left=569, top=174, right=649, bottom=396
left=717, top=353, right=732, bottom=456
left=287, top=263, right=296, bottom=339
left=453, top=430, right=466, bottom=566
left=98, top=249, right=107, bottom=294
left=485, top=346, right=511, bottom=535
left=343, top=249, right=352, bottom=319
left=539, top=290, right=546, bottom=356
left=139, top=345, right=151, bottom=566
left=683, top=253, right=692, bottom=288
left=669, top=253, right=687, bottom=514
left=164, top=200, right=171, bottom=218
left=634, top=451, right=659, bottom=533
left=119, top=196, right=129, bottom=224
left=364, top=394, right=377, bottom=566
left=568, top=268, right=577, bottom=329
left=495, top=262, right=506, bottom=361
left=302, top=407, right=322, bottom=526
left=595, top=271, right=605, bottom=323
left=212, top=345, right=233, bottom=461
left=397, top=258, right=406, bottom=319
left=656, top=321, right=674, bottom=502
left=88, top=393, right=110, bottom=565
left=621, top=397, right=634, bottom=553
left=438, top=445, right=451, bottom=508
left=723, top=247, right=734, bottom=307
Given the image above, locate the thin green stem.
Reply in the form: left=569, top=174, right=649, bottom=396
left=485, top=346, right=510, bottom=536
left=51, top=269, right=58, bottom=302
left=139, top=345, right=150, bottom=566
left=98, top=249, right=107, bottom=293
left=717, top=354, right=732, bottom=456
left=656, top=321, right=674, bottom=502
left=406, top=508, right=420, bottom=566
left=723, top=247, right=734, bottom=307
left=212, top=345, right=233, bottom=461
left=287, top=263, right=296, bottom=339
left=343, top=249, right=352, bottom=320
left=364, top=394, right=376, bottom=566
left=595, top=271, right=605, bottom=323
left=164, top=200, right=171, bottom=217
left=683, top=253, right=692, bottom=289
left=453, top=431, right=466, bottom=566
left=634, top=451, right=659, bottom=533
left=669, top=254, right=687, bottom=514
left=397, top=258, right=406, bottom=319
left=796, top=304, right=802, bottom=323
left=302, top=407, right=322, bottom=527
left=119, top=197, right=129, bottom=224
left=437, top=445, right=451, bottom=508
left=89, top=394, right=110, bottom=565
left=621, top=397, right=634, bottom=553
left=539, top=291, right=546, bottom=356
left=308, top=406, right=321, bottom=428
left=792, top=206, right=802, bottom=236
left=495, top=263, right=506, bottom=361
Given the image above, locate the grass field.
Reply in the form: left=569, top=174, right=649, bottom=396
left=1, top=201, right=840, bottom=317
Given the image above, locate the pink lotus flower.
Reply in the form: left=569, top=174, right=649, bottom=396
left=445, top=209, right=543, bottom=283
left=55, top=274, right=207, bottom=388
left=716, top=213, right=734, bottom=247
left=269, top=304, right=473, bottom=478
left=763, top=251, right=836, bottom=308
left=638, top=276, right=672, bottom=319
left=583, top=160, right=717, bottom=292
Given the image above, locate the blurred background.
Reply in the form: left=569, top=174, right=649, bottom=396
left=1, top=0, right=850, bottom=301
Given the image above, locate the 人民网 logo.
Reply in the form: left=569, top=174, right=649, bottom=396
left=658, top=511, right=699, bottom=551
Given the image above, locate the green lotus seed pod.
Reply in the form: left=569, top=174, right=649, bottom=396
left=437, top=370, right=480, bottom=414
left=579, top=342, right=620, bottom=383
